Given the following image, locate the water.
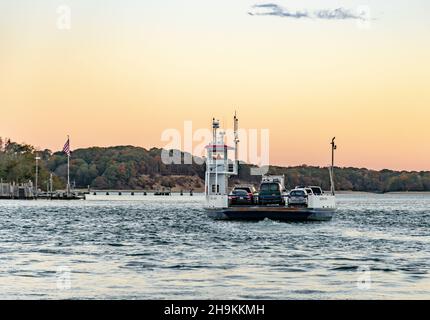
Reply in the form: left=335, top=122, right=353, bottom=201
left=0, top=193, right=429, bottom=299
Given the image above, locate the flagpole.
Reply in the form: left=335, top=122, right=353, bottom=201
left=67, top=135, right=70, bottom=196
left=35, top=153, right=40, bottom=198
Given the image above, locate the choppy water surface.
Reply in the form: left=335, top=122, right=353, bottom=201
left=0, top=193, right=429, bottom=299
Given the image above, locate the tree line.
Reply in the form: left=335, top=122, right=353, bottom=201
left=1, top=138, right=430, bottom=192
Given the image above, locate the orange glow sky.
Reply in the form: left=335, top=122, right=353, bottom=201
left=1, top=1, right=429, bottom=171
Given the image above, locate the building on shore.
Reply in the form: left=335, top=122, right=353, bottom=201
left=0, top=181, right=35, bottom=199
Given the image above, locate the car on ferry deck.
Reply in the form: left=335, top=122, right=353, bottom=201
left=305, top=187, right=314, bottom=195
left=287, top=188, right=309, bottom=207
left=258, top=181, right=286, bottom=206
left=232, top=185, right=257, bottom=204
left=295, top=186, right=324, bottom=196
left=228, top=189, right=253, bottom=206
left=309, top=186, right=323, bottom=195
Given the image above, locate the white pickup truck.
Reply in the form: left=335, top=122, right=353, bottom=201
left=288, top=186, right=335, bottom=209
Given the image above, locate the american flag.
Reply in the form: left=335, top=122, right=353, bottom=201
left=63, top=138, right=71, bottom=156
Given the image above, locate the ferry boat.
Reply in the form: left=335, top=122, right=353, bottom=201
left=204, top=115, right=336, bottom=222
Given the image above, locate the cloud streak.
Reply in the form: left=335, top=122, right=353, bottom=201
left=249, top=3, right=368, bottom=21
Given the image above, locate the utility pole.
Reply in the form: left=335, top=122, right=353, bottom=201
left=35, top=154, right=41, bottom=198
left=234, top=111, right=239, bottom=175
left=67, top=137, right=70, bottom=196
left=330, top=137, right=337, bottom=195
left=63, top=135, right=71, bottom=196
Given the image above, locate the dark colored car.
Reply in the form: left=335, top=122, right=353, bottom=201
left=258, top=182, right=285, bottom=205
left=229, top=189, right=253, bottom=206
left=233, top=185, right=257, bottom=203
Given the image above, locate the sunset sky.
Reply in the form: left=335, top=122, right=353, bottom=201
left=1, top=0, right=429, bottom=171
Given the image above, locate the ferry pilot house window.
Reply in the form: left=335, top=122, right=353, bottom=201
left=212, top=152, right=224, bottom=160
left=211, top=185, right=220, bottom=193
